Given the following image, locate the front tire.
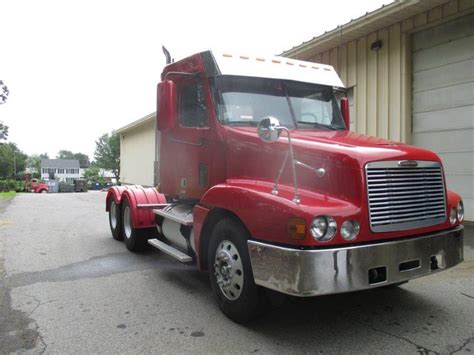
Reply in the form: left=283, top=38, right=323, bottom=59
left=109, top=200, right=123, bottom=241
left=208, top=218, right=267, bottom=324
left=122, top=199, right=148, bottom=252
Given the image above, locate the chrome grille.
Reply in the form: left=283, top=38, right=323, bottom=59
left=366, top=161, right=446, bottom=232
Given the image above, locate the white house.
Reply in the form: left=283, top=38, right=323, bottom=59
left=41, top=159, right=81, bottom=182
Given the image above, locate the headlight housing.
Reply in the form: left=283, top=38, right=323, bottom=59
left=341, top=220, right=360, bottom=241
left=310, top=216, right=337, bottom=242
left=449, top=208, right=457, bottom=225
left=457, top=200, right=464, bottom=223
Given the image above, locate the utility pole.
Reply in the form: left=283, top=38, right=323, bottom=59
left=13, top=148, right=16, bottom=177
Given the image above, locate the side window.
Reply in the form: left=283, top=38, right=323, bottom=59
left=179, top=81, right=208, bottom=127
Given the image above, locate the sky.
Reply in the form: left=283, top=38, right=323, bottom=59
left=0, top=0, right=393, bottom=160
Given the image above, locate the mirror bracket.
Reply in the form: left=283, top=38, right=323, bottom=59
left=257, top=117, right=325, bottom=204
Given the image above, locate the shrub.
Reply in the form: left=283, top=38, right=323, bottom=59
left=0, top=179, right=19, bottom=192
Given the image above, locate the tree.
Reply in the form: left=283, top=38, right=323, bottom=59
left=0, top=143, right=27, bottom=178
left=56, top=150, right=74, bottom=160
left=26, top=154, right=41, bottom=173
left=94, top=132, right=120, bottom=183
left=0, top=80, right=9, bottom=105
left=84, top=165, right=105, bottom=184
left=73, top=153, right=90, bottom=168
left=0, top=123, right=8, bottom=142
left=56, top=150, right=89, bottom=168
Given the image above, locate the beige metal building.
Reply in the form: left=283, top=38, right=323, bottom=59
left=283, top=0, right=474, bottom=221
left=115, top=113, right=159, bottom=187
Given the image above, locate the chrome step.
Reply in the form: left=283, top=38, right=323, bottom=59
left=148, top=238, right=193, bottom=263
left=153, top=208, right=193, bottom=226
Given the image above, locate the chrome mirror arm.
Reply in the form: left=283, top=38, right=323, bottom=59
left=272, top=151, right=289, bottom=196
left=278, top=126, right=300, bottom=204
left=295, top=160, right=326, bottom=177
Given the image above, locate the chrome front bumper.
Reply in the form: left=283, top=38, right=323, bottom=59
left=248, top=226, right=464, bottom=297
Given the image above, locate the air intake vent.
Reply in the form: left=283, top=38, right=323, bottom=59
left=366, top=161, right=446, bottom=232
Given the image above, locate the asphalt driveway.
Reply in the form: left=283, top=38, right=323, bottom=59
left=0, top=192, right=473, bottom=354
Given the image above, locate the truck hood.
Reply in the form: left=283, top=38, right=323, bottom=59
left=282, top=129, right=440, bottom=168
left=225, top=127, right=440, bottom=170
left=223, top=127, right=442, bottom=203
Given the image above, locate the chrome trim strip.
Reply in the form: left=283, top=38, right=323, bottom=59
left=169, top=137, right=205, bottom=147
left=248, top=226, right=463, bottom=297
left=137, top=203, right=170, bottom=209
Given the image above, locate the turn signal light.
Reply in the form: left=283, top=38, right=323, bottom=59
left=287, top=217, right=306, bottom=240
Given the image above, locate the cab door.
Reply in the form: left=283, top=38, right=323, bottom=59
left=160, top=77, right=212, bottom=199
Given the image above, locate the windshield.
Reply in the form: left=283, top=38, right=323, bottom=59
left=213, top=76, right=345, bottom=130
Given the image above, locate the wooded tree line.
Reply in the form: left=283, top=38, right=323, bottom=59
left=0, top=122, right=120, bottom=182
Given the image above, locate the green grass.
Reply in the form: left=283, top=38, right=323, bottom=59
left=0, top=191, right=16, bottom=200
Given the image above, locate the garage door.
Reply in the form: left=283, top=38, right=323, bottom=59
left=412, top=14, right=474, bottom=221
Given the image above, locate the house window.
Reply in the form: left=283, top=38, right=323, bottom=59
left=58, top=169, right=64, bottom=174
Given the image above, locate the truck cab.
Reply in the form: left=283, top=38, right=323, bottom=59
left=106, top=50, right=464, bottom=323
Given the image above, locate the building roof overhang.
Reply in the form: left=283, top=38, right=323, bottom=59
left=115, top=112, right=156, bottom=134
left=282, top=0, right=450, bottom=59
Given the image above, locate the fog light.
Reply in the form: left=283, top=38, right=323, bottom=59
left=457, top=200, right=464, bottom=223
left=449, top=208, right=457, bottom=225
left=341, top=220, right=360, bottom=241
left=311, top=216, right=337, bottom=242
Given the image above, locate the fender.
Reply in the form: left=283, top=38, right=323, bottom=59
left=105, top=185, right=166, bottom=229
left=121, top=186, right=167, bottom=229
left=195, top=179, right=357, bottom=251
left=447, top=189, right=462, bottom=211
left=105, top=185, right=132, bottom=212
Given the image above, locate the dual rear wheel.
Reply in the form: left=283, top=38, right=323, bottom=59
left=108, top=199, right=149, bottom=251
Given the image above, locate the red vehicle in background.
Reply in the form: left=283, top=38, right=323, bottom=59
left=23, top=175, right=48, bottom=193
left=106, top=50, right=464, bottom=323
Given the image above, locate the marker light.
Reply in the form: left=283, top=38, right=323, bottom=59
left=287, top=217, right=306, bottom=240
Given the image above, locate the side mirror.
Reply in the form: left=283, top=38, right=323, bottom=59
left=257, top=117, right=282, bottom=142
left=157, top=80, right=177, bottom=132
left=340, top=97, right=350, bottom=130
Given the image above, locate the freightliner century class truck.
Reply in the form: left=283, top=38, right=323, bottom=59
left=106, top=50, right=464, bottom=323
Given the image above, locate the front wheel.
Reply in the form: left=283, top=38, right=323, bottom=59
left=122, top=199, right=148, bottom=252
left=208, top=218, right=268, bottom=324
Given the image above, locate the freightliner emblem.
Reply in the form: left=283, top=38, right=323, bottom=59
left=398, top=160, right=418, bottom=167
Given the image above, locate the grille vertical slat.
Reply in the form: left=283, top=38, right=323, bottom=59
left=366, top=161, right=447, bottom=232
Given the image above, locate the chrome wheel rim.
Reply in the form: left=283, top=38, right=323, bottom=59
left=123, top=206, right=132, bottom=239
left=214, top=240, right=244, bottom=301
left=110, top=201, right=118, bottom=229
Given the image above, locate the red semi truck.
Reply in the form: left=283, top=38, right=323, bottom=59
left=106, top=50, right=464, bottom=323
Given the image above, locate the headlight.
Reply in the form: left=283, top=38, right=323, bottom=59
left=457, top=200, right=464, bottom=223
left=341, top=220, right=360, bottom=241
left=310, top=216, right=337, bottom=242
left=449, top=208, right=457, bottom=225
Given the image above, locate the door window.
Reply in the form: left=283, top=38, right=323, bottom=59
left=179, top=81, right=208, bottom=128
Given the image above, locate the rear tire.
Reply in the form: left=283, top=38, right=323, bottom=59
left=208, top=218, right=268, bottom=324
left=122, top=199, right=148, bottom=252
left=109, top=200, right=123, bottom=241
